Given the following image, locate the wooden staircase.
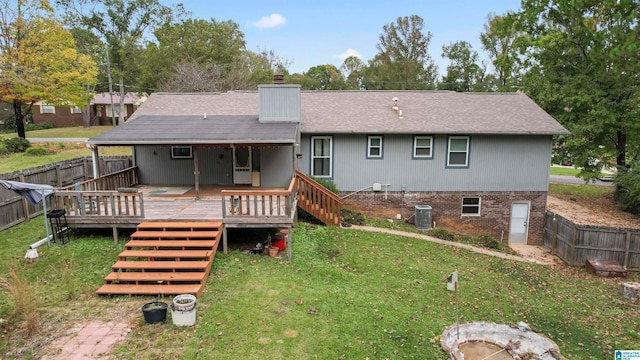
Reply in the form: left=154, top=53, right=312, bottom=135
left=295, top=169, right=342, bottom=226
left=96, top=221, right=222, bottom=297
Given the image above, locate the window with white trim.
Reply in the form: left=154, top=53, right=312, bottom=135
left=461, top=197, right=481, bottom=216
left=171, top=146, right=192, bottom=159
left=71, top=107, right=82, bottom=114
left=367, top=135, right=383, bottom=158
left=41, top=104, right=55, bottom=114
left=447, top=136, right=469, bottom=167
left=311, top=136, right=332, bottom=177
left=413, top=136, right=433, bottom=158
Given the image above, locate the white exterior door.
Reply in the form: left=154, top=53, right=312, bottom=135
left=509, top=201, right=530, bottom=244
left=233, top=146, right=252, bottom=184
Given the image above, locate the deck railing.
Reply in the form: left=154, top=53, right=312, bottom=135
left=54, top=167, right=143, bottom=219
left=221, top=177, right=297, bottom=219
left=61, top=166, right=138, bottom=191
left=294, top=169, right=342, bottom=226
left=54, top=189, right=144, bottom=218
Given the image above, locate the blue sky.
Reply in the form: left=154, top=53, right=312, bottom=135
left=175, top=0, right=523, bottom=75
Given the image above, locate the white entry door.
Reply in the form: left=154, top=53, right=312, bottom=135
left=233, top=146, right=252, bottom=184
left=509, top=202, right=530, bottom=244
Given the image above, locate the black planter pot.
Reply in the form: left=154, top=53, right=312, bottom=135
left=141, top=301, right=168, bottom=324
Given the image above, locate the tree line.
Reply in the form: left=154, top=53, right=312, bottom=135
left=1, top=0, right=639, bottom=202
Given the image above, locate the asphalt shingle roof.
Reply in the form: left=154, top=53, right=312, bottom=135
left=88, top=90, right=568, bottom=145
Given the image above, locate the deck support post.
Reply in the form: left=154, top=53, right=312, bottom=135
left=112, top=227, right=119, bottom=244
left=223, top=226, right=228, bottom=254
left=286, top=226, right=292, bottom=262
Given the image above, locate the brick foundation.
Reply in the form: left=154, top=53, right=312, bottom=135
left=340, top=191, right=547, bottom=245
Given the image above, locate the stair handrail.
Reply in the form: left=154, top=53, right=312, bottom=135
left=294, top=169, right=342, bottom=202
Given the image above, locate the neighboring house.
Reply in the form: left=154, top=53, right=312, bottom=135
left=90, top=92, right=147, bottom=126
left=31, top=93, right=147, bottom=127
left=31, top=100, right=84, bottom=127
left=87, top=83, right=568, bottom=245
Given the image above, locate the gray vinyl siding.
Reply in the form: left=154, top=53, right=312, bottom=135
left=135, top=146, right=233, bottom=185
left=260, top=146, right=295, bottom=187
left=258, top=84, right=300, bottom=122
left=135, top=145, right=294, bottom=187
left=299, top=134, right=552, bottom=192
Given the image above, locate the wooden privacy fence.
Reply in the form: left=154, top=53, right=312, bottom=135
left=0, top=156, right=132, bottom=231
left=543, top=211, right=640, bottom=271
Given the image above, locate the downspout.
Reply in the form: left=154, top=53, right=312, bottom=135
left=86, top=142, right=100, bottom=179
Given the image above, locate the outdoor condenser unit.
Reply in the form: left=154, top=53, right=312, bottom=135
left=414, top=205, right=432, bottom=230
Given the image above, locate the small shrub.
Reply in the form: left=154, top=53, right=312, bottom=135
left=428, top=227, right=457, bottom=241
left=25, top=147, right=48, bottom=156
left=475, top=233, right=502, bottom=250
left=0, top=142, right=9, bottom=156
left=340, top=208, right=365, bottom=226
left=58, top=142, right=66, bottom=149
left=614, top=165, right=640, bottom=214
left=24, top=122, right=53, bottom=131
left=2, top=137, right=31, bottom=153
left=311, top=176, right=340, bottom=194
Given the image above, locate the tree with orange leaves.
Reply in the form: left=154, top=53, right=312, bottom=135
left=0, top=0, right=97, bottom=138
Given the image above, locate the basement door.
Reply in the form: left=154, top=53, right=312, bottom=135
left=233, top=146, right=252, bottom=184
left=508, top=201, right=530, bottom=244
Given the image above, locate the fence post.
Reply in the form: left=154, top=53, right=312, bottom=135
left=570, top=226, right=578, bottom=266
left=624, top=231, right=631, bottom=268
left=552, top=214, right=558, bottom=255
left=55, top=165, right=62, bottom=188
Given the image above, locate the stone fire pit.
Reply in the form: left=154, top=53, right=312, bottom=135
left=441, top=322, right=563, bottom=359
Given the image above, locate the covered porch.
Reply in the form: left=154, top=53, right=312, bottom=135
left=53, top=167, right=299, bottom=259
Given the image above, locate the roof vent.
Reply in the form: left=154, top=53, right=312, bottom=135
left=203, top=112, right=207, bottom=119
left=392, top=97, right=399, bottom=111
left=273, top=74, right=285, bottom=84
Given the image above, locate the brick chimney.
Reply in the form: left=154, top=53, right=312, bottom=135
left=273, top=74, right=285, bottom=84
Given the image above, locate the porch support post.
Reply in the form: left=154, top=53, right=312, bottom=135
left=112, top=227, right=119, bottom=244
left=89, top=144, right=100, bottom=179
left=193, top=147, right=200, bottom=200
left=223, top=226, right=228, bottom=254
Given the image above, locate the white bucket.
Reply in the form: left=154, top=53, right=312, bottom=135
left=171, top=304, right=196, bottom=326
left=173, top=294, right=196, bottom=311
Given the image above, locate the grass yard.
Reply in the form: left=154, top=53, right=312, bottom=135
left=0, top=126, right=114, bottom=140
left=0, top=142, right=131, bottom=174
left=0, top=220, right=638, bottom=359
left=549, top=166, right=581, bottom=177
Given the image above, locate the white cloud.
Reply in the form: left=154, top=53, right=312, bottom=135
left=252, top=13, right=286, bottom=29
left=336, top=48, right=362, bottom=62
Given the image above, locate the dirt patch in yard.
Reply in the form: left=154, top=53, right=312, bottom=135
left=546, top=193, right=640, bottom=228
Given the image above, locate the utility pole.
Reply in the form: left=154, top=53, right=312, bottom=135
left=105, top=44, right=116, bottom=127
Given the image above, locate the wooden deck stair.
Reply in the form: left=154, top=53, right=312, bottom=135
left=295, top=169, right=342, bottom=226
left=96, top=221, right=222, bottom=297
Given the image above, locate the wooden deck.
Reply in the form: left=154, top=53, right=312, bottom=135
left=96, top=221, right=221, bottom=296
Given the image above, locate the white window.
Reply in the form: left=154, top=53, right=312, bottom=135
left=106, top=105, right=127, bottom=117
left=311, top=136, right=332, bottom=177
left=461, top=197, right=481, bottom=216
left=41, top=104, right=55, bottom=114
left=71, top=107, right=82, bottom=114
left=413, top=136, right=433, bottom=158
left=447, top=136, right=469, bottom=167
left=171, top=146, right=192, bottom=159
left=367, top=135, right=383, bottom=158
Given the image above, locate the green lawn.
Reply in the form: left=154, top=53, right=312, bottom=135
left=549, top=166, right=581, bottom=176
left=0, top=126, right=114, bottom=139
left=0, top=221, right=637, bottom=359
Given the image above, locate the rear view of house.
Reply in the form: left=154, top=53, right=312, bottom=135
left=85, top=83, right=568, bottom=245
